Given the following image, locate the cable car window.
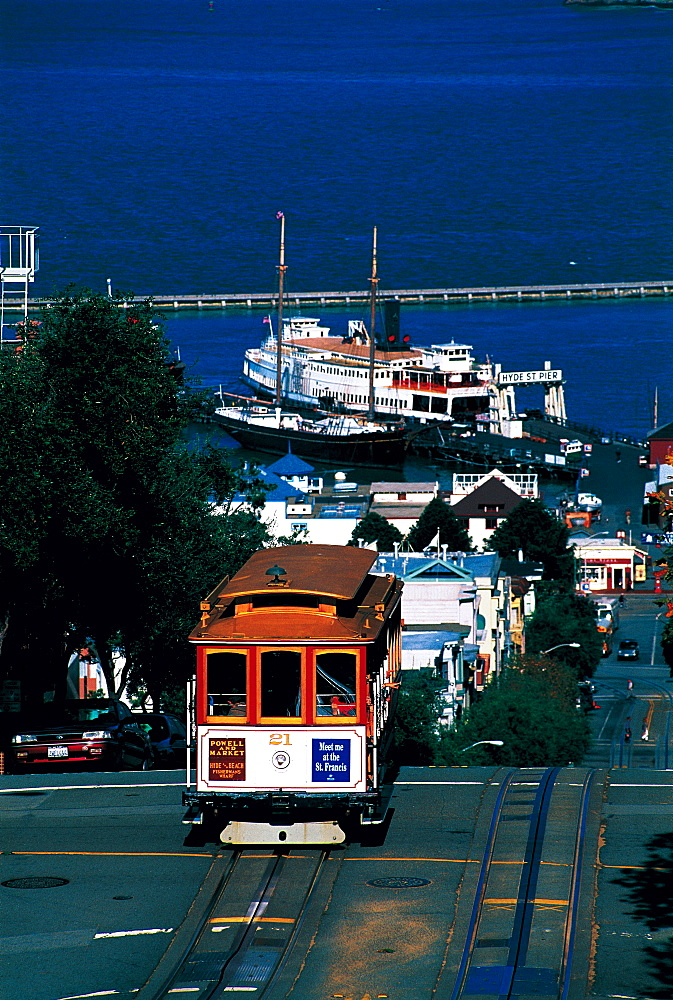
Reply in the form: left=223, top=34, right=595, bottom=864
left=315, top=652, right=357, bottom=717
left=261, top=649, right=302, bottom=719
left=206, top=651, right=247, bottom=718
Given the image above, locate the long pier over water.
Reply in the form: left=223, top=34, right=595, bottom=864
left=4, top=279, right=672, bottom=312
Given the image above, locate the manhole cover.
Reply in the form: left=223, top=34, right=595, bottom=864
left=2, top=877, right=69, bottom=889
left=367, top=877, right=431, bottom=889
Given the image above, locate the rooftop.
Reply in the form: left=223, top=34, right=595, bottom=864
left=215, top=545, right=377, bottom=599
left=191, top=545, right=402, bottom=644
left=265, top=452, right=316, bottom=477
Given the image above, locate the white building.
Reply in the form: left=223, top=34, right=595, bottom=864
left=368, top=481, right=439, bottom=535
left=573, top=537, right=648, bottom=592
left=375, top=550, right=512, bottom=700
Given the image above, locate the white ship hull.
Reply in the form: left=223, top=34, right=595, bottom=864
left=242, top=316, right=510, bottom=427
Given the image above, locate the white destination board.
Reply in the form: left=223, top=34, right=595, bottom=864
left=498, top=369, right=563, bottom=385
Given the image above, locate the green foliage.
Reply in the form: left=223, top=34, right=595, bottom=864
left=488, top=498, right=574, bottom=583
left=394, top=670, right=443, bottom=765
left=407, top=497, right=472, bottom=552
left=349, top=510, right=403, bottom=551
left=525, top=592, right=602, bottom=679
left=0, top=290, right=273, bottom=707
left=438, top=658, right=591, bottom=767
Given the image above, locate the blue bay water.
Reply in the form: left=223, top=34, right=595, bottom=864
left=2, top=0, right=672, bottom=438
left=166, top=296, right=671, bottom=442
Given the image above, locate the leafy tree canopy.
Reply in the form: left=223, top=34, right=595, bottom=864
left=438, top=657, right=591, bottom=767
left=349, top=510, right=403, bottom=551
left=0, top=290, right=273, bottom=708
left=487, top=498, right=574, bottom=583
left=524, top=592, right=602, bottom=679
left=407, top=497, right=472, bottom=552
left=394, top=670, right=444, bottom=765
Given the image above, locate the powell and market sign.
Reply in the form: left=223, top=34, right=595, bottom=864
left=498, top=369, right=563, bottom=385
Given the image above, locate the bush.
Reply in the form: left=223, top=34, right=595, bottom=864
left=438, top=660, right=591, bottom=767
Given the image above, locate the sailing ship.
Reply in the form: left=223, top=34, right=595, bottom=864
left=212, top=395, right=408, bottom=465
left=212, top=222, right=416, bottom=466
left=238, top=228, right=509, bottom=430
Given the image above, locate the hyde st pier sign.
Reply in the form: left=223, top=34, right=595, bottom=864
left=497, top=368, right=563, bottom=385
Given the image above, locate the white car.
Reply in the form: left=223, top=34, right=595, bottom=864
left=577, top=493, right=602, bottom=511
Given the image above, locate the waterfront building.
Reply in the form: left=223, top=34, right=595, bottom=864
left=573, top=537, right=648, bottom=592
left=449, top=478, right=524, bottom=551
left=647, top=420, right=673, bottom=466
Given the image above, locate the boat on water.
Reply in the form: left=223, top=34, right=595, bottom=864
left=215, top=220, right=570, bottom=467
left=214, top=222, right=429, bottom=465
left=242, top=311, right=505, bottom=429
left=212, top=397, right=408, bottom=466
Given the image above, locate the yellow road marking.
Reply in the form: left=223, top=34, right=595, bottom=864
left=484, top=898, right=569, bottom=905
left=209, top=916, right=295, bottom=924
left=345, top=856, right=571, bottom=867
left=6, top=850, right=214, bottom=858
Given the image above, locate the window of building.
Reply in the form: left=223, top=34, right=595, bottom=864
left=315, top=651, right=357, bottom=718
left=206, top=650, right=247, bottom=719
left=485, top=517, right=499, bottom=529
left=261, top=649, right=302, bottom=719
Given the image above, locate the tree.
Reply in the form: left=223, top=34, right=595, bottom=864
left=394, top=670, right=443, bottom=765
left=488, top=498, right=574, bottom=583
left=438, top=657, right=591, bottom=767
left=407, top=497, right=472, bottom=552
left=524, top=591, right=602, bottom=679
left=349, top=511, right=403, bottom=551
left=0, top=290, right=273, bottom=709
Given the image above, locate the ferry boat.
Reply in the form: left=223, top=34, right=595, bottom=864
left=242, top=311, right=505, bottom=428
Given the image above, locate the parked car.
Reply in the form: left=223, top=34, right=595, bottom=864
left=576, top=492, right=603, bottom=512
left=7, top=699, right=154, bottom=773
left=132, top=713, right=187, bottom=768
left=617, top=640, right=640, bottom=661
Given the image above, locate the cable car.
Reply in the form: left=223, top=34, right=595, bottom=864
left=182, top=545, right=403, bottom=845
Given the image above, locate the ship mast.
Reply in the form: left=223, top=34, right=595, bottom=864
left=367, top=226, right=378, bottom=419
left=653, top=385, right=659, bottom=429
left=275, top=212, right=286, bottom=407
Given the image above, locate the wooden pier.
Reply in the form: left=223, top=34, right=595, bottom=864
left=2, top=279, right=672, bottom=313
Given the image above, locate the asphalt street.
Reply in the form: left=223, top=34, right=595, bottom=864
left=0, top=771, right=215, bottom=1000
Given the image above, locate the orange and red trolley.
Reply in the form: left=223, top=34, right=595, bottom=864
left=182, top=544, right=403, bottom=845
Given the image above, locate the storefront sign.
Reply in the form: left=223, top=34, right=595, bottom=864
left=498, top=369, right=563, bottom=385
left=209, top=737, right=246, bottom=781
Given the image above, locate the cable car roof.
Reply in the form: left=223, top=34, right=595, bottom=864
left=191, top=545, right=401, bottom=644
left=212, top=545, right=378, bottom=601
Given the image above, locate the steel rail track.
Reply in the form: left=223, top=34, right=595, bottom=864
left=448, top=767, right=597, bottom=1000
left=139, top=848, right=329, bottom=1000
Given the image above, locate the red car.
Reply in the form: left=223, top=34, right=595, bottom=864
left=8, top=699, right=154, bottom=773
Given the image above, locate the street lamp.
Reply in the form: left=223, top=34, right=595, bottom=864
left=541, top=643, right=580, bottom=654
left=459, top=740, right=504, bottom=752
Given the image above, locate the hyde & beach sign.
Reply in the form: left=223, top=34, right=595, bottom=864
left=209, top=737, right=246, bottom=781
